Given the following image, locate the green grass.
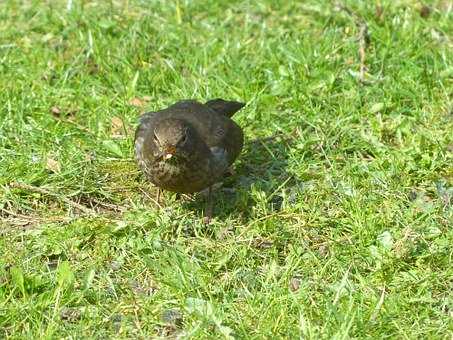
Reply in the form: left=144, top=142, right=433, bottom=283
left=0, top=0, right=452, bottom=338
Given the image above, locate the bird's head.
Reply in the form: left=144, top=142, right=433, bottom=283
left=152, top=118, right=193, bottom=161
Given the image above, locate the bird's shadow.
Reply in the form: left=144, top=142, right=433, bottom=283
left=181, top=132, right=297, bottom=222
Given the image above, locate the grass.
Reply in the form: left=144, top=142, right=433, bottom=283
left=0, top=0, right=452, bottom=338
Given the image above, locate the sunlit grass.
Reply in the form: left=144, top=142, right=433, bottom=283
left=0, top=0, right=452, bottom=338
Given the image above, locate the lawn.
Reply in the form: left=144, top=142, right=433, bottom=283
left=0, top=0, right=452, bottom=338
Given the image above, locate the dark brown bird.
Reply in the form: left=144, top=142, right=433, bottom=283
left=135, top=99, right=245, bottom=216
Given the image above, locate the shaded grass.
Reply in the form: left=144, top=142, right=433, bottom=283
left=0, top=0, right=452, bottom=338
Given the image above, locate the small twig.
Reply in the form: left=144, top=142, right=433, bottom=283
left=369, top=286, right=386, bottom=322
left=358, top=23, right=369, bottom=83
left=0, top=208, right=42, bottom=229
left=8, top=182, right=95, bottom=215
left=336, top=2, right=370, bottom=84
left=0, top=208, right=73, bottom=233
left=80, top=196, right=129, bottom=213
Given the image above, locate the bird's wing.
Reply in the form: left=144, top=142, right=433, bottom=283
left=146, top=100, right=244, bottom=165
left=211, top=118, right=244, bottom=165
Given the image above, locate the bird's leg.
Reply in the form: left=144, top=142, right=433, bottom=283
left=203, top=186, right=213, bottom=224
left=156, top=188, right=161, bottom=205
left=208, top=186, right=213, bottom=217
left=225, top=166, right=236, bottom=177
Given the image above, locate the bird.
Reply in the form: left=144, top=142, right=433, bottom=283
left=134, top=98, right=245, bottom=219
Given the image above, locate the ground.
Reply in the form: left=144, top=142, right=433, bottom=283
left=0, top=0, right=452, bottom=338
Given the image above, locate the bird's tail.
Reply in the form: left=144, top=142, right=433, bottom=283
left=205, top=98, right=245, bottom=117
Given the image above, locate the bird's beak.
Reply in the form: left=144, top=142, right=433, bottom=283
left=155, top=146, right=176, bottom=161
left=163, top=145, right=176, bottom=160
left=155, top=152, right=173, bottom=161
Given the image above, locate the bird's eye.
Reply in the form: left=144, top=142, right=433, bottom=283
left=179, top=128, right=189, bottom=145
